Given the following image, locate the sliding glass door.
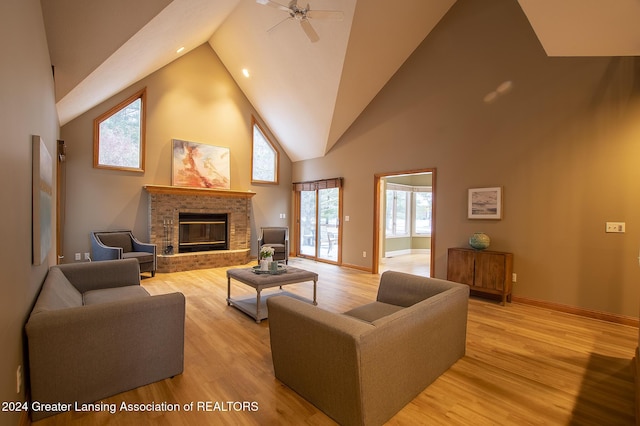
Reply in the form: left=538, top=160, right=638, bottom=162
left=295, top=179, right=342, bottom=264
left=299, top=190, right=317, bottom=257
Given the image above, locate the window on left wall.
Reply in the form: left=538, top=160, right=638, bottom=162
left=93, top=88, right=146, bottom=172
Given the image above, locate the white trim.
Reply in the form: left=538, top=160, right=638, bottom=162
left=384, top=248, right=430, bottom=258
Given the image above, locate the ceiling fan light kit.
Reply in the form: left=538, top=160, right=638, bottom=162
left=257, top=0, right=344, bottom=43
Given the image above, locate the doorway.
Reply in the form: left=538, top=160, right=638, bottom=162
left=294, top=178, right=342, bottom=264
left=373, top=169, right=435, bottom=276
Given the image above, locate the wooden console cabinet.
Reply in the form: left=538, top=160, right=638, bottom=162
left=447, top=248, right=513, bottom=305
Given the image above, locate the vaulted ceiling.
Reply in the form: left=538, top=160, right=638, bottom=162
left=41, top=0, right=640, bottom=162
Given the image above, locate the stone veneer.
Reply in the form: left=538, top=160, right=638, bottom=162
left=144, top=185, right=255, bottom=273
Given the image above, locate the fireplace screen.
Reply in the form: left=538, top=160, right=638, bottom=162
left=178, top=213, right=228, bottom=252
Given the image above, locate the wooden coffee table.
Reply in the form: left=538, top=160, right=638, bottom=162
left=226, top=266, right=318, bottom=323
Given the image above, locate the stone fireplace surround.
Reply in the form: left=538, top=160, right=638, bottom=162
left=144, top=185, right=255, bottom=273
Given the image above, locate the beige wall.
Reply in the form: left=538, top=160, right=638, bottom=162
left=293, top=0, right=640, bottom=317
left=60, top=44, right=292, bottom=263
left=0, top=0, right=59, bottom=421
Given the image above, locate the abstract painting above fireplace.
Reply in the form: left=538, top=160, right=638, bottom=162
left=171, top=139, right=230, bottom=189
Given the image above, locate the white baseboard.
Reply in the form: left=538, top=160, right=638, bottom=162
left=384, top=249, right=429, bottom=258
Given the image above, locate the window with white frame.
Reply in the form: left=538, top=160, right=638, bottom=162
left=385, top=186, right=410, bottom=237
left=413, top=188, right=432, bottom=236
left=386, top=183, right=432, bottom=237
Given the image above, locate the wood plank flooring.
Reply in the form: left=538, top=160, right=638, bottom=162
left=32, top=258, right=637, bottom=425
left=379, top=252, right=430, bottom=276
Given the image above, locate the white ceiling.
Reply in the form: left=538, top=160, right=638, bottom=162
left=42, top=0, right=640, bottom=162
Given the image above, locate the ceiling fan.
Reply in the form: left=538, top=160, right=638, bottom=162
left=256, top=0, right=344, bottom=43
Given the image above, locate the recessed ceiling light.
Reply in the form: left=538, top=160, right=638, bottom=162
left=176, top=47, right=185, bottom=54
left=242, top=68, right=250, bottom=78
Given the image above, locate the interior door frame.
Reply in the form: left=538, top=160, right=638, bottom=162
left=372, top=168, right=436, bottom=275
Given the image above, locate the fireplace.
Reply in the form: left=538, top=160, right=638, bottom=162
left=144, top=184, right=255, bottom=272
left=178, top=213, right=228, bottom=253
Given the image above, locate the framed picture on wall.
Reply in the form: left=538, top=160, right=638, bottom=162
left=32, top=135, right=53, bottom=265
left=468, top=187, right=502, bottom=219
left=171, top=139, right=230, bottom=189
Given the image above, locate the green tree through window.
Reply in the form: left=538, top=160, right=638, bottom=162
left=93, top=89, right=146, bottom=172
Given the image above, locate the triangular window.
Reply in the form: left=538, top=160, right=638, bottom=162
left=251, top=117, right=279, bottom=184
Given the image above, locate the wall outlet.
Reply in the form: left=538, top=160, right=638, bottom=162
left=16, top=365, right=21, bottom=394
left=605, top=222, right=625, bottom=233
left=512, top=273, right=517, bottom=283
left=75, top=253, right=81, bottom=261
left=84, top=252, right=91, bottom=260
left=362, top=251, right=367, bottom=258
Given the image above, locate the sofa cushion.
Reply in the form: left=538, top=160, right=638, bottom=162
left=96, top=232, right=133, bottom=253
left=122, top=251, right=154, bottom=263
left=263, top=229, right=286, bottom=244
left=262, top=244, right=285, bottom=254
left=31, top=268, right=83, bottom=314
left=342, top=301, right=404, bottom=323
left=83, top=285, right=150, bottom=305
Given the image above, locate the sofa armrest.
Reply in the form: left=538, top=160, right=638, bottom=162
left=267, top=296, right=373, bottom=426
left=55, top=258, right=141, bottom=293
left=26, top=292, right=185, bottom=416
left=131, top=235, right=156, bottom=254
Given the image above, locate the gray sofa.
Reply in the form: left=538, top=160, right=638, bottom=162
left=267, top=271, right=469, bottom=426
left=25, top=259, right=185, bottom=421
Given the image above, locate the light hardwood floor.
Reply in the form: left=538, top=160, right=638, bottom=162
left=32, top=258, right=637, bottom=425
left=379, top=252, right=430, bottom=276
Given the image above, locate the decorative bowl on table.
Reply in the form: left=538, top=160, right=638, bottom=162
left=252, top=263, right=287, bottom=275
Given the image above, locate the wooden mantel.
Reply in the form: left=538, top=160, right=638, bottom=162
left=143, top=184, right=256, bottom=199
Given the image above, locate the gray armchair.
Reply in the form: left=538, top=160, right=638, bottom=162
left=258, top=226, right=289, bottom=264
left=91, top=230, right=156, bottom=276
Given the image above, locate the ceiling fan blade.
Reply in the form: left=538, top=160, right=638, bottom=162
left=256, top=0, right=290, bottom=12
left=306, top=10, right=344, bottom=20
left=267, top=16, right=292, bottom=34
left=300, top=18, right=319, bottom=42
